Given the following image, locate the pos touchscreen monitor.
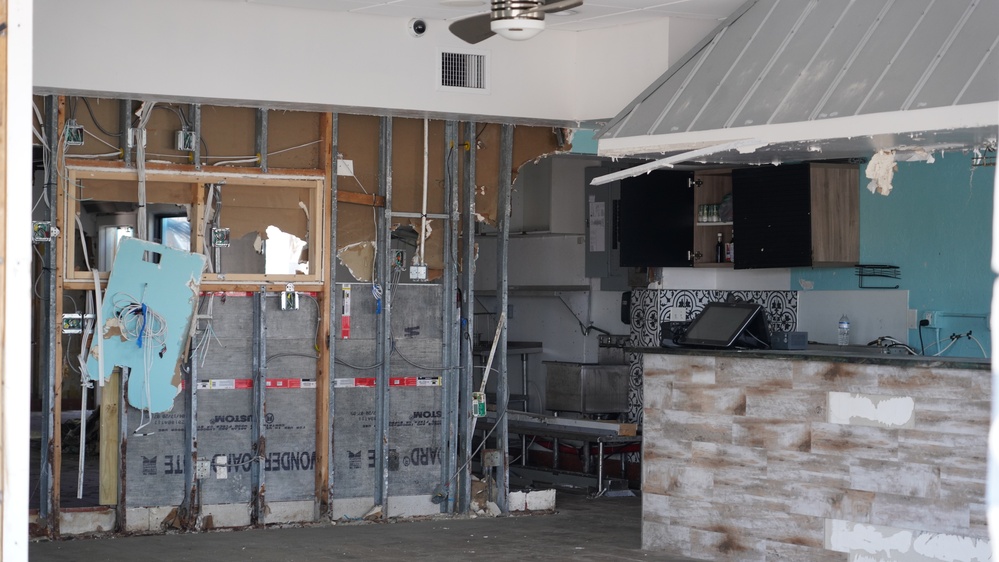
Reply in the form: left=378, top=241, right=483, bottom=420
left=677, top=301, right=771, bottom=349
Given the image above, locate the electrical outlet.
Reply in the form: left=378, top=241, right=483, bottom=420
left=923, top=311, right=936, bottom=326
left=669, top=306, right=689, bottom=321
left=195, top=459, right=210, bottom=480
left=336, top=158, right=354, bottom=176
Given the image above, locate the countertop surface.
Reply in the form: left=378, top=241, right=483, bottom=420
left=633, top=343, right=990, bottom=370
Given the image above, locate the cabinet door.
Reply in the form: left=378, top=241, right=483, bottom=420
left=733, top=164, right=812, bottom=269
left=619, top=170, right=694, bottom=267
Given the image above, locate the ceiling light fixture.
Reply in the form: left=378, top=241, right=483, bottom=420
left=491, top=18, right=545, bottom=40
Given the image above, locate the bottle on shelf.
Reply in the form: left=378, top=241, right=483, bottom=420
left=725, top=230, right=734, bottom=263
left=837, top=314, right=850, bottom=346
left=715, top=232, right=724, bottom=263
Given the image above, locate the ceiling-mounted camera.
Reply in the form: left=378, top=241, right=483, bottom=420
left=410, top=18, right=427, bottom=37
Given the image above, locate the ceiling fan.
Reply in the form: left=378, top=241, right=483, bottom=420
left=449, top=0, right=583, bottom=44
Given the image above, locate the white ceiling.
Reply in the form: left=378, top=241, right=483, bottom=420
left=245, top=0, right=746, bottom=31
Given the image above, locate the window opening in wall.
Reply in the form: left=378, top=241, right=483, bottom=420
left=158, top=215, right=191, bottom=252
left=63, top=167, right=324, bottom=284
left=97, top=225, right=133, bottom=272
left=262, top=225, right=308, bottom=275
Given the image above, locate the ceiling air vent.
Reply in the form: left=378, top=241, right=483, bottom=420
left=439, top=50, right=489, bottom=93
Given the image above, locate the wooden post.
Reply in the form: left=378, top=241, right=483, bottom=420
left=99, top=369, right=120, bottom=505
left=315, top=112, right=334, bottom=514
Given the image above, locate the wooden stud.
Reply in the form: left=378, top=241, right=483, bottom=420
left=315, top=112, right=334, bottom=512
left=336, top=191, right=385, bottom=207
left=99, top=369, right=120, bottom=505
left=52, top=96, right=67, bottom=530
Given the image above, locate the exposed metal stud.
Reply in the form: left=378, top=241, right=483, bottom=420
left=496, top=124, right=514, bottom=514
left=38, top=95, right=59, bottom=531
left=326, top=113, right=339, bottom=517
left=189, top=104, right=202, bottom=170
left=256, top=108, right=269, bottom=173
left=180, top=335, right=200, bottom=529
left=374, top=116, right=393, bottom=508
left=119, top=99, right=132, bottom=166
left=457, top=121, right=477, bottom=513
left=251, top=289, right=267, bottom=525
left=440, top=120, right=460, bottom=513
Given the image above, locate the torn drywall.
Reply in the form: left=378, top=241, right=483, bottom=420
left=337, top=241, right=376, bottom=282
left=86, top=237, right=206, bottom=413
left=866, top=150, right=897, bottom=195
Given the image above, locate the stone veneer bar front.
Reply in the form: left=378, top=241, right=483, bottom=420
left=639, top=347, right=990, bottom=562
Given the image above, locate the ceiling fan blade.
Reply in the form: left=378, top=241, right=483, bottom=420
left=535, top=0, right=583, bottom=14
left=449, top=12, right=495, bottom=44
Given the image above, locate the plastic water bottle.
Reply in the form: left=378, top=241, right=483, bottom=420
left=838, top=314, right=850, bottom=346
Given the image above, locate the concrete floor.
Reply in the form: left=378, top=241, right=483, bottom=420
left=30, top=492, right=703, bottom=561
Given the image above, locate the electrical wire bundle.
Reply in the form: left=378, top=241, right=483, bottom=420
left=111, top=292, right=168, bottom=434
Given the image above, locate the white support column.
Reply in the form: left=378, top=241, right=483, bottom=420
left=3, top=0, right=35, bottom=559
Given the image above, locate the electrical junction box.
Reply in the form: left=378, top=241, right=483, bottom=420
left=32, top=221, right=54, bottom=242
left=127, top=128, right=146, bottom=149
left=195, top=459, right=210, bottom=480
left=336, top=158, right=354, bottom=176
left=175, top=130, right=196, bottom=152
left=211, top=227, right=230, bottom=248
left=392, top=249, right=406, bottom=272
left=61, top=313, right=94, bottom=334
left=409, top=263, right=427, bottom=281
left=471, top=392, right=486, bottom=417
left=281, top=283, right=299, bottom=311
left=64, top=121, right=84, bottom=146
left=771, top=331, right=808, bottom=350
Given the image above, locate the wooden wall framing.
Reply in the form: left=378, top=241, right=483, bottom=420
left=37, top=94, right=566, bottom=534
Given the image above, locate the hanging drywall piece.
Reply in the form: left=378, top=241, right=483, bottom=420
left=865, top=150, right=897, bottom=196
left=87, top=237, right=207, bottom=413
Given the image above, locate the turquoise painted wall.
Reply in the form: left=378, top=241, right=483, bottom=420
left=792, top=153, right=994, bottom=357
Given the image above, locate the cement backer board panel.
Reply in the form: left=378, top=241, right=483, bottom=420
left=124, top=393, right=186, bottom=508
left=263, top=301, right=319, bottom=502
left=332, top=283, right=447, bottom=499
left=197, top=295, right=254, bottom=506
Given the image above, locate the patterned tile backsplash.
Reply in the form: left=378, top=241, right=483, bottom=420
left=627, top=289, right=798, bottom=424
